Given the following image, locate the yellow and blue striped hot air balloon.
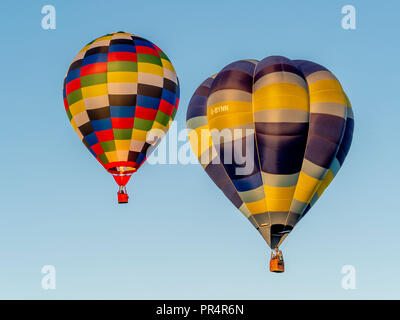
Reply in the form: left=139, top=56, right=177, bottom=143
left=186, top=56, right=354, bottom=272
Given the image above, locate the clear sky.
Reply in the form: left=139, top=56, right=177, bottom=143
left=0, top=0, right=399, bottom=299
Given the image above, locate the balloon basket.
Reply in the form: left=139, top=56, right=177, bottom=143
left=118, top=192, right=129, bottom=204
left=269, top=250, right=285, bottom=273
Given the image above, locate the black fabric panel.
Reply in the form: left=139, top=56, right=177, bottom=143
left=304, top=114, right=346, bottom=168
left=205, top=161, right=244, bottom=208
left=336, top=117, right=354, bottom=165
left=256, top=132, right=307, bottom=174
left=304, top=135, right=339, bottom=168
left=141, top=142, right=151, bottom=155
left=163, top=78, right=178, bottom=94
left=128, top=151, right=140, bottom=162
left=108, top=94, right=136, bottom=106
left=186, top=95, right=208, bottom=120
left=85, top=46, right=109, bottom=56
left=216, top=135, right=260, bottom=180
left=131, top=35, right=147, bottom=41
left=255, top=122, right=308, bottom=136
left=87, top=107, right=111, bottom=120
left=309, top=114, right=345, bottom=144
left=78, top=122, right=94, bottom=136
left=193, top=84, right=211, bottom=97
left=68, top=59, right=82, bottom=72
left=221, top=60, right=257, bottom=76
left=109, top=38, right=134, bottom=45
left=137, top=84, right=163, bottom=98
left=293, top=59, right=329, bottom=77
left=204, top=162, right=232, bottom=190
left=254, top=63, right=304, bottom=83
left=82, top=138, right=91, bottom=150
left=221, top=183, right=244, bottom=209
left=209, top=70, right=253, bottom=94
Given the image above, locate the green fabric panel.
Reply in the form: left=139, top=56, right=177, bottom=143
left=158, top=51, right=170, bottom=62
left=100, top=140, right=116, bottom=152
left=171, top=108, right=177, bottom=120
left=67, top=90, right=82, bottom=106
left=98, top=153, right=108, bottom=164
left=108, top=61, right=138, bottom=72
left=66, top=108, right=72, bottom=121
left=133, top=118, right=153, bottom=131
left=80, top=73, right=107, bottom=87
left=155, top=111, right=170, bottom=126
left=113, top=128, right=132, bottom=140
left=137, top=54, right=162, bottom=66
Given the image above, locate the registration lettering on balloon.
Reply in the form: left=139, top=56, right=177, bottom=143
left=210, top=104, right=229, bottom=115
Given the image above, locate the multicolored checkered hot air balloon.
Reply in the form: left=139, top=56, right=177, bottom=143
left=63, top=32, right=179, bottom=203
left=186, top=56, right=354, bottom=272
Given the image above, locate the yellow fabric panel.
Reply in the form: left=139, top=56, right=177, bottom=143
left=310, top=91, right=346, bottom=104
left=131, top=129, right=148, bottom=142
left=69, top=100, right=86, bottom=116
left=116, top=150, right=129, bottom=161
left=81, top=84, right=108, bottom=98
left=293, top=172, right=321, bottom=203
left=107, top=72, right=138, bottom=83
left=254, top=82, right=307, bottom=97
left=316, top=169, right=334, bottom=197
left=263, top=176, right=297, bottom=212
left=115, top=140, right=131, bottom=150
left=245, top=198, right=268, bottom=215
left=165, top=118, right=173, bottom=131
left=253, top=83, right=309, bottom=112
left=105, top=151, right=118, bottom=163
left=151, top=121, right=167, bottom=132
left=264, top=185, right=296, bottom=199
left=92, top=35, right=113, bottom=43
left=309, top=79, right=342, bottom=92
left=161, top=59, right=175, bottom=72
left=70, top=118, right=78, bottom=131
left=208, top=112, right=253, bottom=131
left=266, top=198, right=292, bottom=212
left=137, top=63, right=163, bottom=76
left=188, top=126, right=213, bottom=159
left=344, top=92, right=352, bottom=108
left=254, top=95, right=309, bottom=112
left=309, top=79, right=346, bottom=104
left=79, top=45, right=90, bottom=54
left=198, top=128, right=214, bottom=157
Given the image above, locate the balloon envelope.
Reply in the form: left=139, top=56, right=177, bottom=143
left=186, top=56, right=353, bottom=248
left=63, top=32, right=179, bottom=198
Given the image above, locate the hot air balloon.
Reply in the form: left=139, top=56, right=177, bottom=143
left=186, top=56, right=354, bottom=272
left=63, top=32, right=179, bottom=203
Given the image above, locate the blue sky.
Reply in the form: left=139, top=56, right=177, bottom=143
left=0, top=0, right=399, bottom=299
